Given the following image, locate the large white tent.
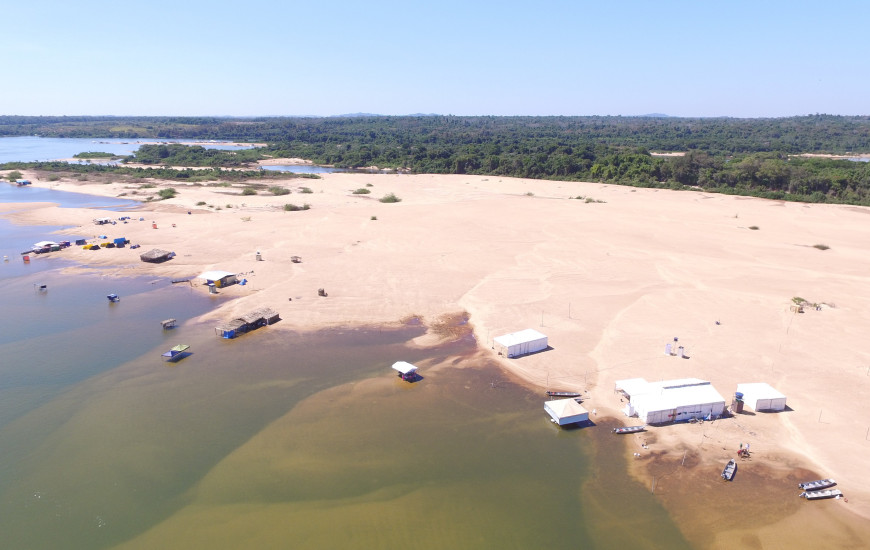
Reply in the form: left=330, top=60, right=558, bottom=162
left=736, top=382, right=787, bottom=412
left=544, top=398, right=589, bottom=426
left=615, top=378, right=726, bottom=424
left=493, top=329, right=548, bottom=358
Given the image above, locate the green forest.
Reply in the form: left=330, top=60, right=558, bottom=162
left=3, top=115, right=870, bottom=205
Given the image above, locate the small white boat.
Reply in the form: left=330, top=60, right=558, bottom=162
left=800, top=488, right=843, bottom=500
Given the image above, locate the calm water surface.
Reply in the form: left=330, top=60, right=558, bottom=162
left=0, top=136, right=252, bottom=164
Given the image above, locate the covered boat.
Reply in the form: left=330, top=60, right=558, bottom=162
left=392, top=361, right=418, bottom=382
left=107, top=293, right=120, bottom=302
left=162, top=344, right=190, bottom=362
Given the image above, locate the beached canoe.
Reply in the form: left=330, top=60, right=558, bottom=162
left=798, top=479, right=836, bottom=491
left=721, top=459, right=737, bottom=481
left=800, top=488, right=843, bottom=500
left=546, top=391, right=581, bottom=398
left=612, top=425, right=646, bottom=434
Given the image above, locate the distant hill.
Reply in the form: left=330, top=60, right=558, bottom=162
left=638, top=113, right=672, bottom=118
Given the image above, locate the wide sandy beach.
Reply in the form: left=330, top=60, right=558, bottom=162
left=4, top=168, right=870, bottom=546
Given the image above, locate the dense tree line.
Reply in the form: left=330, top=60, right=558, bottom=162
left=3, top=115, right=870, bottom=205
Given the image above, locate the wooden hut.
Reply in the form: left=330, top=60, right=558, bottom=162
left=140, top=249, right=175, bottom=263
left=215, top=307, right=280, bottom=338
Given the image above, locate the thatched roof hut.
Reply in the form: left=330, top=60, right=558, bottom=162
left=140, top=249, right=174, bottom=263
left=215, top=307, right=280, bottom=338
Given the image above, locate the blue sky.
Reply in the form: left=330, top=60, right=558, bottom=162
left=3, top=1, right=868, bottom=117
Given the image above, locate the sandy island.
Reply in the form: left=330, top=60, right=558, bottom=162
left=4, top=168, right=870, bottom=547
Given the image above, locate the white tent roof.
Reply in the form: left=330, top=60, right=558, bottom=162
left=632, top=380, right=725, bottom=412
left=545, top=398, right=589, bottom=424
left=33, top=241, right=59, bottom=248
left=198, top=270, right=236, bottom=281
left=493, top=328, right=547, bottom=346
left=615, top=378, right=649, bottom=396
left=736, top=382, right=786, bottom=400
left=392, top=361, right=418, bottom=375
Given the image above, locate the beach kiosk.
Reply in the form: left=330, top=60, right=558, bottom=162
left=198, top=270, right=238, bottom=288
left=736, top=383, right=787, bottom=412
left=493, top=329, right=548, bottom=358
left=392, top=361, right=418, bottom=382
left=545, top=398, right=589, bottom=426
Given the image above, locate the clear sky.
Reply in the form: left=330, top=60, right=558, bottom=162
left=3, top=0, right=868, bottom=117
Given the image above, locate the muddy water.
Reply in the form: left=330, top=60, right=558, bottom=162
left=0, top=311, right=692, bottom=549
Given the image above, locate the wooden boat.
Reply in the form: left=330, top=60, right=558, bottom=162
left=612, top=425, right=646, bottom=434
left=107, top=293, right=120, bottom=303
left=798, top=479, right=836, bottom=491
left=721, top=459, right=737, bottom=481
left=800, top=488, right=843, bottom=500
left=546, top=391, right=581, bottom=398
left=161, top=318, right=177, bottom=329
left=162, top=344, right=190, bottom=362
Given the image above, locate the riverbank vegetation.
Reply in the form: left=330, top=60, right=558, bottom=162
left=2, top=115, right=870, bottom=205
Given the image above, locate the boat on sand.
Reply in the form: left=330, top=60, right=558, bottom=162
left=546, top=391, right=581, bottom=398
left=721, top=459, right=737, bottom=481
left=798, top=479, right=836, bottom=491
left=800, top=488, right=843, bottom=500
left=612, top=425, right=646, bottom=434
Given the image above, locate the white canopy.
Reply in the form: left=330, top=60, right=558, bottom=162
left=33, top=241, right=59, bottom=248
left=737, top=382, right=787, bottom=411
left=545, top=398, right=589, bottom=426
left=198, top=270, right=236, bottom=281
left=392, top=361, right=418, bottom=375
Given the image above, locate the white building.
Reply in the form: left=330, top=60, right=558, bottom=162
left=736, top=382, right=787, bottom=412
left=544, top=398, right=589, bottom=426
left=615, top=377, right=726, bottom=424
left=493, top=329, right=548, bottom=358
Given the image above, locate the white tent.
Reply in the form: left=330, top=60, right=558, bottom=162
left=493, top=329, right=548, bottom=358
left=736, top=382, right=787, bottom=412
left=623, top=378, right=726, bottom=424
left=33, top=241, right=59, bottom=249
left=545, top=398, right=589, bottom=426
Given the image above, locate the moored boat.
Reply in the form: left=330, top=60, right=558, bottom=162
left=798, top=478, right=836, bottom=491
left=107, top=293, right=120, bottom=303
left=546, top=391, right=581, bottom=398
left=800, top=488, right=843, bottom=500
left=721, top=458, right=737, bottom=481
left=612, top=425, right=646, bottom=434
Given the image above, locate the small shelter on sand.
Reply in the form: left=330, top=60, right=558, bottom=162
left=736, top=382, right=787, bottom=412
left=198, top=270, right=238, bottom=288
left=493, top=329, right=548, bottom=358
left=545, top=398, right=589, bottom=426
left=392, top=361, right=418, bottom=382
left=140, top=249, right=175, bottom=263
